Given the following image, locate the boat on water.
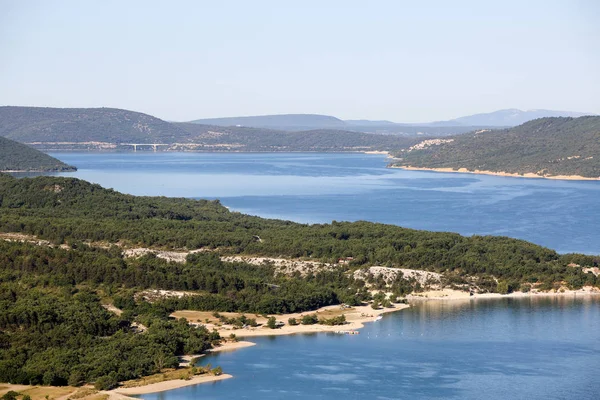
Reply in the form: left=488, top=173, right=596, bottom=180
left=374, top=315, right=383, bottom=321
left=334, top=330, right=360, bottom=335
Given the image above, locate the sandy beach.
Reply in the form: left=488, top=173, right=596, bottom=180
left=209, top=340, right=257, bottom=352
left=110, top=374, right=232, bottom=396
left=408, top=287, right=600, bottom=301
left=103, top=305, right=410, bottom=396
left=392, top=165, right=600, bottom=181
left=174, top=303, right=410, bottom=339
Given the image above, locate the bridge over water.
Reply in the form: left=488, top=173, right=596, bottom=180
left=120, top=143, right=169, bottom=152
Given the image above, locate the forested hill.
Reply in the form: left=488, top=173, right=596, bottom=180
left=0, top=174, right=597, bottom=386
left=0, top=106, right=419, bottom=152
left=0, top=106, right=188, bottom=143
left=1, top=173, right=597, bottom=287
left=0, top=136, right=76, bottom=171
left=391, top=116, right=600, bottom=178
left=175, top=123, right=420, bottom=151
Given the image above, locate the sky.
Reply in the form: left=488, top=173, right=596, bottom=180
left=1, top=0, right=599, bottom=122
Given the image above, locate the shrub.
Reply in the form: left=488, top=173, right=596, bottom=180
left=301, top=314, right=318, bottom=325
left=94, top=373, right=118, bottom=391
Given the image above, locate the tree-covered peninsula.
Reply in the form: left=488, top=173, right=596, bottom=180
left=391, top=116, right=600, bottom=179
left=0, top=137, right=76, bottom=172
left=0, top=174, right=598, bottom=388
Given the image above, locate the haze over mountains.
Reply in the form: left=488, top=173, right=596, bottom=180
left=190, top=108, right=594, bottom=131
left=189, top=114, right=480, bottom=134
left=0, top=106, right=595, bottom=158
left=445, top=109, right=592, bottom=127
left=0, top=106, right=420, bottom=152
left=189, top=114, right=347, bottom=131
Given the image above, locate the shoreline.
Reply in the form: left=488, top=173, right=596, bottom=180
left=3, top=291, right=598, bottom=398
left=391, top=165, right=600, bottom=181
left=1, top=168, right=77, bottom=173
left=34, top=149, right=396, bottom=155
left=110, top=374, right=232, bottom=396
left=108, top=304, right=409, bottom=396
left=94, top=289, right=600, bottom=396
left=209, top=340, right=257, bottom=352
left=174, top=303, right=411, bottom=340
left=408, top=287, right=600, bottom=301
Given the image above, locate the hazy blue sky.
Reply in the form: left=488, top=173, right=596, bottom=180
left=1, top=0, right=598, bottom=122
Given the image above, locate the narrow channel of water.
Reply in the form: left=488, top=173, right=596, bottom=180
left=48, top=152, right=600, bottom=254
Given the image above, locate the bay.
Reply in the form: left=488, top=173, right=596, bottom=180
left=140, top=297, right=600, bottom=400
left=48, top=152, right=600, bottom=254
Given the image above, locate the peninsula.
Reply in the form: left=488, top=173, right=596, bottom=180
left=0, top=136, right=76, bottom=172
left=390, top=116, right=600, bottom=179
left=0, top=173, right=598, bottom=393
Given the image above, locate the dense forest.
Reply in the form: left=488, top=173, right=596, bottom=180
left=0, top=239, right=349, bottom=387
left=392, top=117, right=600, bottom=178
left=0, top=274, right=217, bottom=388
left=0, top=173, right=598, bottom=387
left=1, top=174, right=597, bottom=286
left=0, top=137, right=76, bottom=172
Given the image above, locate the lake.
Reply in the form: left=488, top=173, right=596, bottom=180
left=42, top=152, right=600, bottom=399
left=140, top=297, right=600, bottom=400
left=49, top=152, right=600, bottom=254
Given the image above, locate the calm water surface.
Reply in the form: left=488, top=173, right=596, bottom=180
left=48, top=152, right=600, bottom=254
left=40, top=152, right=600, bottom=399
left=141, top=297, right=600, bottom=400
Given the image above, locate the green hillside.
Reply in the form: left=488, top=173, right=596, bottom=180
left=0, top=136, right=75, bottom=171
left=391, top=117, right=600, bottom=178
left=0, top=106, right=188, bottom=143
left=0, top=106, right=418, bottom=152
left=1, top=174, right=596, bottom=287
left=0, top=174, right=597, bottom=386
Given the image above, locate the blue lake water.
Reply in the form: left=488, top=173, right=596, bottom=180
left=41, top=152, right=600, bottom=399
left=141, top=297, right=600, bottom=400
left=49, top=152, right=600, bottom=254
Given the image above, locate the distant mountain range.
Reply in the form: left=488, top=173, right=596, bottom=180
left=0, top=136, right=76, bottom=171
left=175, top=123, right=420, bottom=152
left=189, top=109, right=594, bottom=132
left=440, top=108, right=593, bottom=127
left=188, top=114, right=483, bottom=136
left=0, top=107, right=420, bottom=152
left=189, top=114, right=347, bottom=131
left=391, top=116, right=600, bottom=179
left=0, top=106, right=595, bottom=156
